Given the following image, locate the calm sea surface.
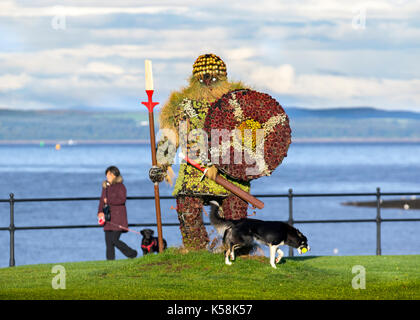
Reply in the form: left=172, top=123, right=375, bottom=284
left=0, top=142, right=419, bottom=267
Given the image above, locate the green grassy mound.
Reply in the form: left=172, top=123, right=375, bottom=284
left=0, top=249, right=418, bottom=300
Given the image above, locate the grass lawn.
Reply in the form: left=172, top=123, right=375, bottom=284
left=0, top=248, right=418, bottom=300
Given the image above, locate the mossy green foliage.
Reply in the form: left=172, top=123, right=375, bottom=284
left=0, top=249, right=419, bottom=300
left=159, top=76, right=246, bottom=132
left=173, top=163, right=250, bottom=196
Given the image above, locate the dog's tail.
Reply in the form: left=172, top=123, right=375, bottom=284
left=209, top=200, right=234, bottom=235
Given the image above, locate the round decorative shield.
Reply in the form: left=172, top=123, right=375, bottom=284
left=203, top=89, right=291, bottom=181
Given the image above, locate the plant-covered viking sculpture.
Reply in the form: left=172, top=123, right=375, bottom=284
left=149, top=53, right=292, bottom=251
left=149, top=54, right=251, bottom=250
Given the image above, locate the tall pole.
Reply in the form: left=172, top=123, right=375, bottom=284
left=142, top=60, right=164, bottom=253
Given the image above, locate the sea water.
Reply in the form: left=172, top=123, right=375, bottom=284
left=0, top=142, right=419, bottom=267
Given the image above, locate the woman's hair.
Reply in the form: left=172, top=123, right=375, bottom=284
left=105, top=166, right=121, bottom=177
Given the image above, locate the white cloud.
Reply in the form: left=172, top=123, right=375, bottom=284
left=224, top=48, right=259, bottom=61
left=89, top=27, right=230, bottom=42
left=84, top=62, right=125, bottom=75
left=46, top=45, right=194, bottom=60
left=0, top=73, right=31, bottom=91
left=4, top=0, right=419, bottom=22
left=248, top=63, right=420, bottom=110
left=226, top=0, right=420, bottom=21
left=248, top=64, right=295, bottom=92
left=0, top=1, right=189, bottom=17
left=1, top=0, right=420, bottom=111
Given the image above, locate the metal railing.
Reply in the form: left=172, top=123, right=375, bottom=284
left=1, top=187, right=420, bottom=267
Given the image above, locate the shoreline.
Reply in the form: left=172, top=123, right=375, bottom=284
left=0, top=139, right=149, bottom=145
left=343, top=199, right=420, bottom=210
left=292, top=137, right=420, bottom=143
left=1, top=138, right=420, bottom=145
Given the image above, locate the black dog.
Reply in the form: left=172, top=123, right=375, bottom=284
left=140, top=229, right=167, bottom=255
left=209, top=201, right=310, bottom=268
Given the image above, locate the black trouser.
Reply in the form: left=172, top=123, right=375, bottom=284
left=105, top=231, right=137, bottom=260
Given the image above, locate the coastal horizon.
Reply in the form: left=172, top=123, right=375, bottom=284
left=2, top=138, right=420, bottom=145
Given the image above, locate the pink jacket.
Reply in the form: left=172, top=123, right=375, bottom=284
left=98, top=177, right=128, bottom=232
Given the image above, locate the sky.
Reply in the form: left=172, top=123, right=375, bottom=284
left=0, top=0, right=420, bottom=112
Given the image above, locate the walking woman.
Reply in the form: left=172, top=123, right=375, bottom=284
left=97, top=166, right=137, bottom=260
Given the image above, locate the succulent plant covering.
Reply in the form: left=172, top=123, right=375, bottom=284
left=204, top=89, right=292, bottom=181
left=176, top=196, right=209, bottom=250
left=171, top=98, right=251, bottom=197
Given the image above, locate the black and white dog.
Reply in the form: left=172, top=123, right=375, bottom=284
left=140, top=229, right=167, bottom=255
left=209, top=201, right=310, bottom=268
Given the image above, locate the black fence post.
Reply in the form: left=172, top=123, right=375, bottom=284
left=376, top=187, right=382, bottom=256
left=288, top=188, right=294, bottom=257
left=9, top=193, right=15, bottom=267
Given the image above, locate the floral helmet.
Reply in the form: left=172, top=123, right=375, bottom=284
left=192, top=54, right=227, bottom=82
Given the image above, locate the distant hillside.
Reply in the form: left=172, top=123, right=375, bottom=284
left=1, top=107, right=420, bottom=141
left=0, top=109, right=151, bottom=141
left=285, top=106, right=420, bottom=120
left=284, top=107, right=420, bottom=140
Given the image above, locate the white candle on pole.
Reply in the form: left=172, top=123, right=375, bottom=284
left=145, top=59, right=154, bottom=91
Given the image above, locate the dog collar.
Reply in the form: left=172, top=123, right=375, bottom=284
left=141, top=239, right=157, bottom=252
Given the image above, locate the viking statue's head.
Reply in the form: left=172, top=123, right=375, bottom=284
left=192, top=53, right=227, bottom=86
